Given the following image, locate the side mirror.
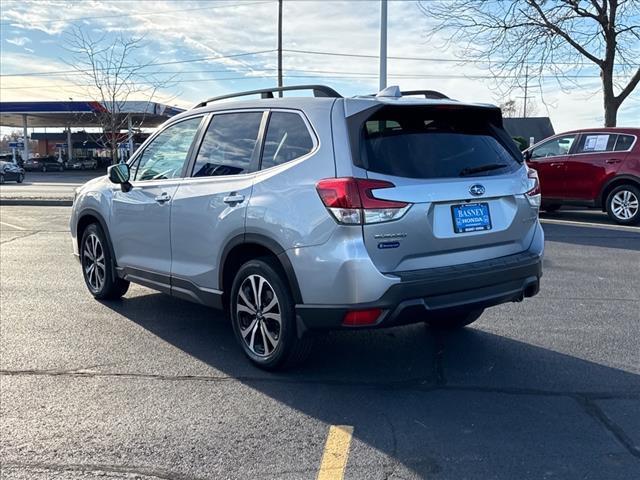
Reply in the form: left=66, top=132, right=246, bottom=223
left=108, top=163, right=132, bottom=192
left=523, top=150, right=532, bottom=162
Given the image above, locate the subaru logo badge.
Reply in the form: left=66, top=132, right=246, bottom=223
left=469, top=184, right=485, bottom=196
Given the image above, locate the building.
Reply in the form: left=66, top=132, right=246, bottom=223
left=503, top=117, right=555, bottom=147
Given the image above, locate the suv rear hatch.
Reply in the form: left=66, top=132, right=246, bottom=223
left=347, top=103, right=538, bottom=273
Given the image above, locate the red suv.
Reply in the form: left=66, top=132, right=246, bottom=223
left=525, top=127, right=640, bottom=225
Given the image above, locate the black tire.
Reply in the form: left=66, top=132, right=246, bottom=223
left=41, top=165, right=47, bottom=172
left=425, top=308, right=484, bottom=330
left=542, top=204, right=561, bottom=213
left=0, top=174, right=4, bottom=184
left=80, top=223, right=130, bottom=300
left=606, top=184, right=640, bottom=225
left=17, top=173, right=24, bottom=183
left=59, top=165, right=64, bottom=172
left=230, top=257, right=312, bottom=370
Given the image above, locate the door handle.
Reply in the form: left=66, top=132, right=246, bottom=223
left=223, top=193, right=245, bottom=205
left=605, top=159, right=622, bottom=164
left=155, top=193, right=171, bottom=203
left=550, top=162, right=564, bottom=167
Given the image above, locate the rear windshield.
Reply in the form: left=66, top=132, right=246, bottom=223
left=358, top=106, right=521, bottom=179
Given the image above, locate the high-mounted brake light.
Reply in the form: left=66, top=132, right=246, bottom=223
left=525, top=168, right=541, bottom=207
left=316, top=177, right=411, bottom=224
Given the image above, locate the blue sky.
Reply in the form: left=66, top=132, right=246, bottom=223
left=1, top=0, right=638, bottom=133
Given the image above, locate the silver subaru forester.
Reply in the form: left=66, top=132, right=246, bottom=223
left=70, top=85, right=544, bottom=369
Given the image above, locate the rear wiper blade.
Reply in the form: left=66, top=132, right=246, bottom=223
left=459, top=163, right=508, bottom=177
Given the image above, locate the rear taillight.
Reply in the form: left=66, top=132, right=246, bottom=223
left=526, top=168, right=541, bottom=207
left=316, top=177, right=411, bottom=224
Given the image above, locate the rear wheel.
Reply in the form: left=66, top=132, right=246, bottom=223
left=41, top=165, right=47, bottom=172
left=17, top=173, right=24, bottom=183
left=80, top=223, right=129, bottom=300
left=230, top=258, right=312, bottom=370
left=425, top=309, right=484, bottom=330
left=606, top=184, right=640, bottom=225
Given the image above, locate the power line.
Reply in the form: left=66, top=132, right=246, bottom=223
left=283, top=48, right=639, bottom=67
left=0, top=72, right=611, bottom=90
left=0, top=50, right=277, bottom=77
left=0, top=1, right=272, bottom=26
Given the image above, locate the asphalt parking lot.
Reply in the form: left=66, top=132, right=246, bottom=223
left=1, top=205, right=639, bottom=479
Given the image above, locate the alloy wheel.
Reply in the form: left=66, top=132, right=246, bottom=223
left=83, top=233, right=106, bottom=292
left=611, top=190, right=639, bottom=220
left=236, top=274, right=282, bottom=357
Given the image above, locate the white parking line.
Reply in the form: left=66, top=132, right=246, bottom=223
left=0, top=221, right=26, bottom=231
left=540, top=218, right=640, bottom=233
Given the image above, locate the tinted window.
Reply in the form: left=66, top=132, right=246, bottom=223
left=192, top=112, right=263, bottom=177
left=615, top=134, right=635, bottom=151
left=531, top=134, right=576, bottom=159
left=360, top=110, right=520, bottom=179
left=261, top=112, right=314, bottom=169
left=132, top=117, right=202, bottom=181
left=574, top=133, right=617, bottom=154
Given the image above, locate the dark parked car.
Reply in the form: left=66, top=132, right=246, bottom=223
left=24, top=156, right=65, bottom=172
left=66, top=157, right=98, bottom=170
left=0, top=161, right=25, bottom=183
left=526, top=127, right=640, bottom=225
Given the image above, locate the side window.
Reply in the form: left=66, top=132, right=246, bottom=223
left=614, top=134, right=635, bottom=152
left=261, top=112, right=315, bottom=169
left=575, top=133, right=617, bottom=154
left=531, top=135, right=576, bottom=159
left=192, top=112, right=263, bottom=177
left=131, top=117, right=202, bottom=181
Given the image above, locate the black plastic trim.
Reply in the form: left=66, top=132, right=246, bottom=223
left=219, top=233, right=303, bottom=304
left=296, top=251, right=542, bottom=330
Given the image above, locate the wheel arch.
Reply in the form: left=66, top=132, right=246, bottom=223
left=220, top=234, right=303, bottom=308
left=76, top=209, right=119, bottom=277
left=599, top=174, right=640, bottom=211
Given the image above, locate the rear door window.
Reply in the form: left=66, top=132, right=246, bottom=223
left=261, top=112, right=314, bottom=169
left=191, top=112, right=263, bottom=177
left=360, top=108, right=521, bottom=179
left=574, top=133, right=617, bottom=154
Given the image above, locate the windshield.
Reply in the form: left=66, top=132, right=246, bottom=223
left=358, top=106, right=521, bottom=179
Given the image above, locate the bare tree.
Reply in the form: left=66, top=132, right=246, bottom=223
left=63, top=26, right=175, bottom=163
left=419, top=0, right=640, bottom=126
left=499, top=98, right=539, bottom=118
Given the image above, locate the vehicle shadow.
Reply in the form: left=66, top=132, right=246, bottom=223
left=543, top=221, right=640, bottom=251
left=102, top=292, right=640, bottom=478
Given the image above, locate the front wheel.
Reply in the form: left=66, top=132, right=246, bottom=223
left=80, top=223, right=130, bottom=300
left=17, top=173, right=24, bottom=183
left=606, top=185, right=640, bottom=225
left=425, top=309, right=484, bottom=330
left=230, top=258, right=312, bottom=370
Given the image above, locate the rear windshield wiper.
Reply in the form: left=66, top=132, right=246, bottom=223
left=459, top=163, right=509, bottom=177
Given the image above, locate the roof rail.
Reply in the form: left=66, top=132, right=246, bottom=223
left=193, top=84, right=342, bottom=108
left=400, top=90, right=449, bottom=99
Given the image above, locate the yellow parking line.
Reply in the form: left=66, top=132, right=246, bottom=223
left=316, top=425, right=354, bottom=480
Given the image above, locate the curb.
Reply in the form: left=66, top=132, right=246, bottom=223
left=0, top=198, right=73, bottom=207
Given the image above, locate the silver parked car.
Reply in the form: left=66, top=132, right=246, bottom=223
left=70, top=85, right=544, bottom=369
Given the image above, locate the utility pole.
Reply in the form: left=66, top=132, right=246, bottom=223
left=379, top=0, right=387, bottom=91
left=278, top=0, right=283, bottom=97
left=523, top=65, right=529, bottom=118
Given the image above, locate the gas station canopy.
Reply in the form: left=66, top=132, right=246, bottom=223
left=0, top=100, right=184, bottom=128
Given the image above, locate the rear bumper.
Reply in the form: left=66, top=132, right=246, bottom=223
left=296, top=250, right=542, bottom=330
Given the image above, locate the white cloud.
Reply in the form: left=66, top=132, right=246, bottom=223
left=5, top=36, right=31, bottom=47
